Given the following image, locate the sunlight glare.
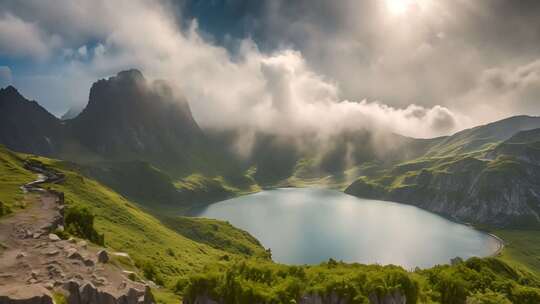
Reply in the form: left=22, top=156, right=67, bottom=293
left=385, top=0, right=415, bottom=16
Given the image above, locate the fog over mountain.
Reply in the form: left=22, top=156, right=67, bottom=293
left=1, top=0, right=539, bottom=142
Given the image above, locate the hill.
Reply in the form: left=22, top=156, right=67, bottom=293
left=0, top=86, right=67, bottom=157
left=346, top=121, right=540, bottom=228
left=0, top=145, right=268, bottom=291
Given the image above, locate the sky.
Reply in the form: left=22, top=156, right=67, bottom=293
left=0, top=0, right=539, bottom=138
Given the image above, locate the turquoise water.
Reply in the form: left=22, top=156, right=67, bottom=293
left=195, top=188, right=500, bottom=268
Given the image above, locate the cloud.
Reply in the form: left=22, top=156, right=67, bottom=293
left=179, top=0, right=540, bottom=122
left=0, top=13, right=58, bottom=59
left=2, top=0, right=462, bottom=140
left=0, top=66, right=12, bottom=87
left=453, top=59, right=540, bottom=124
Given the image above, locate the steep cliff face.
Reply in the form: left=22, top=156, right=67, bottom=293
left=346, top=136, right=540, bottom=227
left=68, top=70, right=206, bottom=174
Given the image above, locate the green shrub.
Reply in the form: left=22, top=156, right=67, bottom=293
left=466, top=289, right=512, bottom=304
left=0, top=201, right=11, bottom=216
left=64, top=205, right=104, bottom=245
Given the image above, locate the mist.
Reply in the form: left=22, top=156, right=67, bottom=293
left=1, top=0, right=539, bottom=153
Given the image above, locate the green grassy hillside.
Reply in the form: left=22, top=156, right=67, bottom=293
left=0, top=145, right=34, bottom=215
left=0, top=146, right=267, bottom=293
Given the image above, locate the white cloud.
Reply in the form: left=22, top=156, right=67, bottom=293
left=3, top=0, right=461, bottom=139
left=0, top=13, right=59, bottom=59
left=453, top=59, right=540, bottom=125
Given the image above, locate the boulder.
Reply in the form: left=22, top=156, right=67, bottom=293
left=0, top=285, right=53, bottom=304
left=67, top=248, right=83, bottom=261
left=97, top=250, right=109, bottom=263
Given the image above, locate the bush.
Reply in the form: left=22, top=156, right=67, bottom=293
left=0, top=201, right=11, bottom=216
left=64, top=205, right=104, bottom=245
left=467, top=289, right=512, bottom=304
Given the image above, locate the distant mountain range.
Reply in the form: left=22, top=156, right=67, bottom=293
left=2, top=69, right=540, bottom=227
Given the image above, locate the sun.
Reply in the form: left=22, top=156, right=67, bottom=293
left=385, top=0, right=415, bottom=16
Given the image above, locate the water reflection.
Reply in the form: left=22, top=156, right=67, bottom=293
left=195, top=188, right=500, bottom=268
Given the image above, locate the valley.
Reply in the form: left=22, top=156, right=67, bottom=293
left=2, top=71, right=540, bottom=303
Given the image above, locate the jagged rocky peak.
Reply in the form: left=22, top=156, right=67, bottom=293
left=0, top=85, right=26, bottom=102
left=69, top=68, right=204, bottom=170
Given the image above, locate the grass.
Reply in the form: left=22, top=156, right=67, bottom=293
left=44, top=160, right=268, bottom=287
left=0, top=147, right=267, bottom=297
left=4, top=144, right=540, bottom=303
left=495, top=229, right=540, bottom=276
left=0, top=145, right=34, bottom=215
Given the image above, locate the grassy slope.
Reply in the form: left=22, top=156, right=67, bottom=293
left=44, top=158, right=268, bottom=281
left=0, top=145, right=34, bottom=214
left=0, top=147, right=267, bottom=302
left=494, top=230, right=540, bottom=276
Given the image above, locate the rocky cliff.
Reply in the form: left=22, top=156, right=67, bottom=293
left=346, top=132, right=540, bottom=227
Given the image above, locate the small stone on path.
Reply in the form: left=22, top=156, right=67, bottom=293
left=48, top=233, right=61, bottom=241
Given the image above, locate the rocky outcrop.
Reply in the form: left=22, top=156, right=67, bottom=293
left=61, top=280, right=154, bottom=304
left=346, top=152, right=540, bottom=228
left=0, top=285, right=53, bottom=304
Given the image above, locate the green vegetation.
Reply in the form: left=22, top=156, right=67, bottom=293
left=162, top=216, right=266, bottom=257
left=52, top=292, right=68, bottom=304
left=43, top=160, right=267, bottom=287
left=0, top=145, right=34, bottom=215
left=495, top=230, right=540, bottom=276
left=182, top=260, right=419, bottom=304
left=0, top=149, right=267, bottom=292
left=181, top=257, right=540, bottom=304
left=64, top=205, right=105, bottom=245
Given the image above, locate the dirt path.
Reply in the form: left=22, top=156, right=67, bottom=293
left=0, top=162, right=154, bottom=303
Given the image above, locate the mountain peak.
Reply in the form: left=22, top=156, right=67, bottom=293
left=115, top=69, right=145, bottom=83
left=0, top=85, right=23, bottom=100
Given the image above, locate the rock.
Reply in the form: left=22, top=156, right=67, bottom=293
left=80, top=283, right=99, bottom=304
left=77, top=240, right=87, bottom=249
left=0, top=285, right=53, bottom=304
left=83, top=258, right=95, bottom=267
left=118, top=281, right=127, bottom=290
left=33, top=232, right=42, bottom=239
left=62, top=280, right=81, bottom=304
left=44, top=249, right=59, bottom=256
left=68, top=237, right=77, bottom=243
left=48, top=234, right=61, bottom=242
left=56, top=225, right=65, bottom=232
left=16, top=252, right=26, bottom=259
left=143, top=286, right=155, bottom=304
left=25, top=229, right=33, bottom=239
left=97, top=250, right=109, bottom=263
left=67, top=249, right=87, bottom=265
left=92, top=276, right=108, bottom=287
left=0, top=273, right=15, bottom=279
left=30, top=270, right=39, bottom=280
left=44, top=282, right=54, bottom=290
